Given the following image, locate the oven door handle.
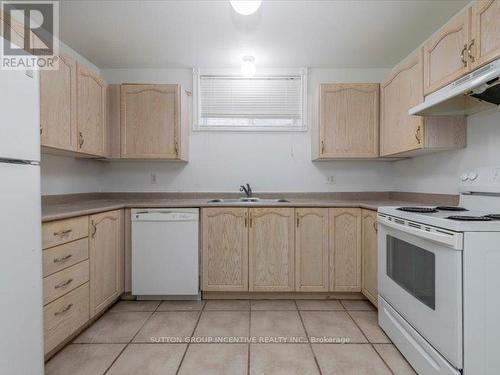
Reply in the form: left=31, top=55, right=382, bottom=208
left=378, top=215, right=463, bottom=250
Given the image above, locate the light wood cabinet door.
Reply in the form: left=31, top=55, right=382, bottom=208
left=121, top=84, right=181, bottom=159
left=295, top=208, right=329, bottom=292
left=249, top=208, right=295, bottom=292
left=380, top=49, right=425, bottom=157
left=471, top=0, right=500, bottom=69
left=423, top=7, right=471, bottom=95
left=329, top=208, right=361, bottom=292
left=77, top=64, right=107, bottom=156
left=40, top=54, right=77, bottom=151
left=202, top=208, right=249, bottom=291
left=89, top=210, right=123, bottom=318
left=362, top=210, right=378, bottom=307
left=317, top=83, right=379, bottom=159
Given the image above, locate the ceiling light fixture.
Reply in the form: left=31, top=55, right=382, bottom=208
left=230, top=0, right=262, bottom=16
left=241, top=56, right=256, bottom=77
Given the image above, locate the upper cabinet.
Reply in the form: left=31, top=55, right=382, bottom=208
left=120, top=84, right=189, bottom=160
left=471, top=0, right=500, bottom=69
left=313, top=83, right=379, bottom=160
left=76, top=64, right=107, bottom=157
left=423, top=7, right=471, bottom=95
left=40, top=55, right=77, bottom=152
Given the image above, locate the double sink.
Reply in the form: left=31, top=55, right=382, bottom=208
left=207, top=197, right=289, bottom=203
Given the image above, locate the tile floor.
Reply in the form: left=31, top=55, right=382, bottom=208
left=45, top=299, right=416, bottom=375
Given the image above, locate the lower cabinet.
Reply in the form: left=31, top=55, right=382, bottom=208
left=89, top=210, right=124, bottom=318
left=249, top=208, right=295, bottom=291
left=329, top=208, right=362, bottom=292
left=361, top=209, right=378, bottom=306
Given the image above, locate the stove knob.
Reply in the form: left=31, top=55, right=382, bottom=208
left=468, top=172, right=478, bottom=181
left=460, top=173, right=469, bottom=182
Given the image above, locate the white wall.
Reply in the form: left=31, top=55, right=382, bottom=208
left=392, top=108, right=500, bottom=194
left=97, top=68, right=395, bottom=192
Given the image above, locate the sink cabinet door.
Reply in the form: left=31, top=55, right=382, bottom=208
left=249, top=208, right=295, bottom=292
left=361, top=209, right=378, bottom=306
left=295, top=208, right=329, bottom=292
left=329, top=208, right=362, bottom=292
left=202, top=208, right=249, bottom=291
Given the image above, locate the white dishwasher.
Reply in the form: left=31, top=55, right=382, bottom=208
left=131, top=208, right=199, bottom=298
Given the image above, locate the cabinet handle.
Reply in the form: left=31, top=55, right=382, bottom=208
left=373, top=221, right=378, bottom=233
left=53, top=254, right=73, bottom=264
left=321, top=140, right=325, bottom=154
left=53, top=229, right=72, bottom=237
left=40, top=125, right=43, bottom=135
left=54, top=303, right=73, bottom=316
left=467, top=39, right=475, bottom=63
left=415, top=126, right=422, bottom=144
left=54, top=278, right=73, bottom=289
left=244, top=212, right=248, bottom=227
left=90, top=221, right=97, bottom=238
left=78, top=132, right=84, bottom=148
left=249, top=213, right=253, bottom=228
left=174, top=141, right=179, bottom=156
left=296, top=214, right=300, bottom=228
left=460, top=44, right=468, bottom=67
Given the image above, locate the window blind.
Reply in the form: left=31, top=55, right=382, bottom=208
left=199, top=75, right=302, bottom=119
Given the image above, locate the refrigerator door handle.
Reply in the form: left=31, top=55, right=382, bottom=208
left=0, top=158, right=39, bottom=166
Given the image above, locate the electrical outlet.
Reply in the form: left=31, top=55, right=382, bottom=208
left=150, top=173, right=157, bottom=185
left=326, top=175, right=335, bottom=184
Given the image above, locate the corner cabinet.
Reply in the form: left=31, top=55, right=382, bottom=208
left=89, top=210, right=124, bottom=318
left=120, top=84, right=189, bottom=160
left=329, top=208, right=362, bottom=292
left=201, top=208, right=248, bottom=291
left=361, top=209, right=378, bottom=306
left=76, top=64, right=107, bottom=157
left=249, top=208, right=295, bottom=291
left=313, top=83, right=379, bottom=159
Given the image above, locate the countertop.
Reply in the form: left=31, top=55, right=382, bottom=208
left=41, top=192, right=459, bottom=222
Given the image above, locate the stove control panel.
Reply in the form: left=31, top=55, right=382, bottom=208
left=459, top=166, right=500, bottom=193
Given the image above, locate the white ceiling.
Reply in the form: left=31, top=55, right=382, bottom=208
left=60, top=0, right=468, bottom=69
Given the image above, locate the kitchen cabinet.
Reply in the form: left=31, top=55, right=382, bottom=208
left=76, top=63, right=107, bottom=157
left=329, top=208, right=361, bottom=292
left=423, top=7, right=471, bottom=95
left=249, top=208, right=295, bottom=292
left=201, top=208, right=249, bottom=291
left=361, top=209, right=378, bottom=306
left=40, top=54, right=77, bottom=152
left=313, top=83, right=379, bottom=159
left=89, top=210, right=124, bottom=318
left=120, top=84, right=189, bottom=160
left=295, top=208, right=329, bottom=292
left=380, top=49, right=467, bottom=157
left=470, top=0, right=500, bottom=69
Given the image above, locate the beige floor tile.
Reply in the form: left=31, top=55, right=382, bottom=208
left=251, top=310, right=307, bottom=342
left=133, top=311, right=199, bottom=343
left=157, top=300, right=205, bottom=311
left=296, top=300, right=344, bottom=311
left=312, top=344, right=392, bottom=375
left=250, top=344, right=319, bottom=375
left=349, top=311, right=390, bottom=343
left=301, top=311, right=367, bottom=343
left=110, top=300, right=160, bottom=312
left=341, top=299, right=376, bottom=311
left=374, top=344, right=417, bottom=375
left=194, top=311, right=249, bottom=340
left=178, top=344, right=247, bottom=375
left=45, top=344, right=125, bottom=375
left=204, top=299, right=250, bottom=311
left=107, top=344, right=187, bottom=375
left=74, top=312, right=151, bottom=343
left=250, top=299, right=296, bottom=310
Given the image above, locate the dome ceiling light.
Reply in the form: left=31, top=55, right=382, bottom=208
left=230, top=0, right=262, bottom=16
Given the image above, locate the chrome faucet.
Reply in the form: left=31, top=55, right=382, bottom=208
left=240, top=183, right=253, bottom=198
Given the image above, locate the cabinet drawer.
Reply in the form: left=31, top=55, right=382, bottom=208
left=42, top=216, right=88, bottom=249
left=43, top=260, right=89, bottom=305
left=44, top=282, right=89, bottom=354
left=43, top=238, right=89, bottom=277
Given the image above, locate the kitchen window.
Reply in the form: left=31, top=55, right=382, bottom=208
left=193, top=68, right=307, bottom=131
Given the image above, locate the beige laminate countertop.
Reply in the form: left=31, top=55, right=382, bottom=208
left=41, top=196, right=437, bottom=222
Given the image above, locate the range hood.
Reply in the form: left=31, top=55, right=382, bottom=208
left=410, top=58, right=500, bottom=116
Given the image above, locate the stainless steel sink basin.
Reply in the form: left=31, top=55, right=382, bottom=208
left=207, top=198, right=289, bottom=204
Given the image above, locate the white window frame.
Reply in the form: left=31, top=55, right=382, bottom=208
left=193, top=67, right=308, bottom=132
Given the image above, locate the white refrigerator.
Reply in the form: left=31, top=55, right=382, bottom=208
left=0, top=37, right=45, bottom=374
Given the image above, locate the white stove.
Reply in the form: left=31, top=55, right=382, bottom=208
left=377, top=166, right=500, bottom=375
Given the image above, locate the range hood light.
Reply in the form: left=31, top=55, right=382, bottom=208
left=230, top=0, right=262, bottom=15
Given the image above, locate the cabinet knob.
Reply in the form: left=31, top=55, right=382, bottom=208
left=78, top=132, right=85, bottom=148
left=320, top=140, right=325, bottom=154
left=174, top=141, right=179, bottom=156
left=415, top=126, right=422, bottom=144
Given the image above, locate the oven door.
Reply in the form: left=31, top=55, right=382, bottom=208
left=378, top=214, right=463, bottom=369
